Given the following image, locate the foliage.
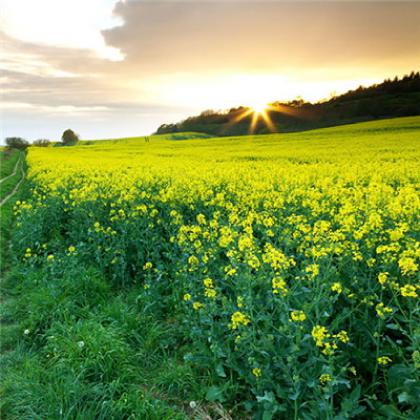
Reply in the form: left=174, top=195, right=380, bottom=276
left=32, top=139, right=51, bottom=147
left=5, top=137, right=29, bottom=150
left=4, top=117, right=420, bottom=418
left=156, top=72, right=420, bottom=136
left=61, top=129, right=79, bottom=146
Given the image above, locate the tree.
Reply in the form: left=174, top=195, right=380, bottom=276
left=61, top=129, right=79, bottom=146
left=5, top=137, right=29, bottom=150
left=33, top=138, right=51, bottom=147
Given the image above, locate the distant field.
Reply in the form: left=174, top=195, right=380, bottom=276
left=80, top=131, right=212, bottom=145
left=2, top=116, right=419, bottom=418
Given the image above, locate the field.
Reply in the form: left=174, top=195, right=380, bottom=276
left=1, top=117, right=419, bottom=418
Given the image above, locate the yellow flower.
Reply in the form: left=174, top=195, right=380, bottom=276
left=193, top=302, right=204, bottom=310
left=143, top=262, right=153, bottom=270
left=291, top=310, right=306, bottom=322
left=196, top=213, right=206, bottom=225
left=377, top=272, right=388, bottom=286
left=272, top=277, right=288, bottom=296
left=247, top=255, right=260, bottom=270
left=319, top=374, right=332, bottom=385
left=203, top=278, right=214, bottom=289
left=305, top=264, right=319, bottom=280
left=375, top=303, right=393, bottom=318
left=229, top=311, right=250, bottom=330
left=183, top=293, right=192, bottom=301
left=68, top=245, right=76, bottom=253
left=322, top=342, right=334, bottom=356
left=188, top=255, right=199, bottom=266
left=47, top=254, right=54, bottom=262
left=331, top=282, right=343, bottom=294
left=238, top=235, right=253, bottom=251
left=389, top=229, right=403, bottom=242
left=400, top=284, right=417, bottom=298
left=377, top=356, right=392, bottom=365
left=335, top=330, right=349, bottom=343
left=252, top=367, right=262, bottom=378
left=225, top=267, right=237, bottom=277
left=204, top=288, right=216, bottom=299
left=312, top=325, right=328, bottom=347
left=398, top=257, right=418, bottom=276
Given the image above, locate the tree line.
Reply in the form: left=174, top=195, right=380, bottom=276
left=4, top=129, right=80, bottom=150
left=156, top=71, right=420, bottom=136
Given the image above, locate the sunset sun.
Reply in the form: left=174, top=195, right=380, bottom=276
left=250, top=101, right=268, bottom=115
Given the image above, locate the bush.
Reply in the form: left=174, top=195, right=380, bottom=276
left=61, top=129, right=79, bottom=146
left=5, top=137, right=29, bottom=150
left=33, top=139, right=51, bottom=147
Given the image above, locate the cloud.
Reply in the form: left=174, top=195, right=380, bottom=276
left=1, top=0, right=123, bottom=60
left=1, top=0, right=420, bottom=142
left=103, top=1, right=420, bottom=75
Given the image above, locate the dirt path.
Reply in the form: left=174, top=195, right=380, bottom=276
left=0, top=152, right=22, bottom=185
left=0, top=157, right=25, bottom=207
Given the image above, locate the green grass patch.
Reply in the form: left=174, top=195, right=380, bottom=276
left=0, top=150, right=20, bottom=179
left=0, top=264, right=222, bottom=419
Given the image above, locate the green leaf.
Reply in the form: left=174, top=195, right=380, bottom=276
left=262, top=411, right=273, bottom=420
left=206, top=386, right=224, bottom=402
left=397, top=392, right=409, bottom=403
left=215, top=363, right=226, bottom=378
left=257, top=391, right=275, bottom=404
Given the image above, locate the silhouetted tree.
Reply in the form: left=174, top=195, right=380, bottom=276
left=33, top=138, right=51, bottom=147
left=61, top=129, right=79, bottom=146
left=5, top=137, right=29, bottom=150
left=154, top=72, right=420, bottom=136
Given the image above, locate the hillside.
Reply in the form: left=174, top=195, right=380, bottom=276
left=79, top=115, right=420, bottom=149
left=156, top=72, right=420, bottom=136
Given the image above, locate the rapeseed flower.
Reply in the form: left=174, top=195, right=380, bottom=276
left=377, top=356, right=392, bottom=365
left=229, top=311, right=250, bottom=330
left=400, top=285, right=417, bottom=298
left=291, top=310, right=306, bottom=322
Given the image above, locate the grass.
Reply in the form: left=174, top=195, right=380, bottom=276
left=0, top=150, right=20, bottom=179
left=0, top=266, right=214, bottom=418
left=0, top=151, right=26, bottom=273
left=0, top=171, right=23, bottom=203
left=1, top=116, right=419, bottom=418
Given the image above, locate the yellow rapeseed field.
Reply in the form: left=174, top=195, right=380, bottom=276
left=13, top=117, right=420, bottom=417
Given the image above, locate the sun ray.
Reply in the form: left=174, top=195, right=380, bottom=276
left=224, top=101, right=302, bottom=134
left=260, top=109, right=275, bottom=132
left=249, top=111, right=260, bottom=134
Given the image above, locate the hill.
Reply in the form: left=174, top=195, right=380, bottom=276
left=156, top=72, right=420, bottom=136
left=77, top=116, right=420, bottom=149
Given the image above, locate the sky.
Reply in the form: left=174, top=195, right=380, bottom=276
left=1, top=0, right=420, bottom=142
